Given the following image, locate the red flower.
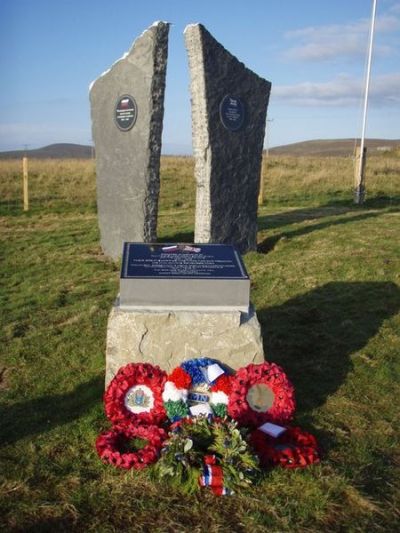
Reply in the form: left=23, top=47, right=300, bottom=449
left=211, top=374, right=232, bottom=395
left=96, top=423, right=166, bottom=470
left=167, top=367, right=192, bottom=389
left=104, top=363, right=167, bottom=426
left=249, top=426, right=319, bottom=469
left=227, top=362, right=296, bottom=428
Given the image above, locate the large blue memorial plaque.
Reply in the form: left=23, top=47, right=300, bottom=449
left=122, top=243, right=248, bottom=279
left=119, top=243, right=250, bottom=312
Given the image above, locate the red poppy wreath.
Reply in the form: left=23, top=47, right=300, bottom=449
left=249, top=426, right=320, bottom=469
left=96, top=424, right=167, bottom=470
left=227, top=362, right=296, bottom=428
left=104, top=363, right=167, bottom=426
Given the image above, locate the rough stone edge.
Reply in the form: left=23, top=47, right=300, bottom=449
left=184, top=24, right=212, bottom=243
left=145, top=22, right=170, bottom=241
left=88, top=21, right=169, bottom=94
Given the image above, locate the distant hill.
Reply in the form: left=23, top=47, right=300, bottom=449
left=269, top=139, right=400, bottom=157
left=0, top=139, right=399, bottom=159
left=0, top=143, right=93, bottom=159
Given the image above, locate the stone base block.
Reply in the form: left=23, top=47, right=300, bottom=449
left=105, top=303, right=264, bottom=386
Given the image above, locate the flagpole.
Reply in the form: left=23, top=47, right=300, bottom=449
left=354, top=0, right=377, bottom=205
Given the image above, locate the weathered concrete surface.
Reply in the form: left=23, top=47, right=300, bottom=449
left=105, top=304, right=264, bottom=386
left=90, top=22, right=169, bottom=260
left=185, top=24, right=271, bottom=253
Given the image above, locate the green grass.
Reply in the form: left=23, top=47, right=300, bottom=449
left=1, top=156, right=400, bottom=531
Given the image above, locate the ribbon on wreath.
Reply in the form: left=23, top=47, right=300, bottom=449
left=198, top=455, right=233, bottom=496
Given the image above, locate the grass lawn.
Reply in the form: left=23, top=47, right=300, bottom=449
left=0, top=154, right=399, bottom=532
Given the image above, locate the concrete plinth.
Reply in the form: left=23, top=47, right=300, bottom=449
left=105, top=303, right=264, bottom=386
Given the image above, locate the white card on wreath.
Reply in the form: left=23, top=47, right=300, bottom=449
left=205, top=364, right=225, bottom=383
left=258, top=422, right=287, bottom=438
left=189, top=403, right=213, bottom=417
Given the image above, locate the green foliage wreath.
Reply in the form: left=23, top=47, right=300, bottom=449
left=154, top=416, right=260, bottom=494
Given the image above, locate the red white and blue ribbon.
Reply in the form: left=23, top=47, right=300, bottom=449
left=198, top=455, right=234, bottom=496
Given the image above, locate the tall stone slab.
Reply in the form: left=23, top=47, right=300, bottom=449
left=185, top=24, right=271, bottom=253
left=90, top=22, right=169, bottom=260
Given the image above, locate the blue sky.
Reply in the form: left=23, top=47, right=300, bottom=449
left=0, top=0, right=399, bottom=153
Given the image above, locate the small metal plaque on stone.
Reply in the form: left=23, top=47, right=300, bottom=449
left=115, top=95, right=137, bottom=131
left=219, top=94, right=245, bottom=131
left=119, top=243, right=250, bottom=312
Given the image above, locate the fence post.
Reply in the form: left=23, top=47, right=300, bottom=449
left=23, top=156, right=29, bottom=211
left=258, top=153, right=265, bottom=206
left=354, top=146, right=367, bottom=205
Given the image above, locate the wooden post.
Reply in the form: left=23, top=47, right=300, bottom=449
left=259, top=118, right=273, bottom=206
left=258, top=152, right=265, bottom=205
left=354, top=146, right=367, bottom=204
left=22, top=156, right=29, bottom=211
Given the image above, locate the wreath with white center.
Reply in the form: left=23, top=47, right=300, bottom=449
left=104, top=362, right=167, bottom=426
left=227, top=362, right=296, bottom=428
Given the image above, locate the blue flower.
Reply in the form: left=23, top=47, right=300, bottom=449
left=181, top=357, right=217, bottom=385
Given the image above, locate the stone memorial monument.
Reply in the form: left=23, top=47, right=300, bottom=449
left=94, top=22, right=267, bottom=387
left=105, top=243, right=264, bottom=386
left=184, top=24, right=271, bottom=253
left=89, top=21, right=169, bottom=260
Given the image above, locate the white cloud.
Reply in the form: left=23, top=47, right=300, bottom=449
left=272, top=73, right=400, bottom=107
left=283, top=12, right=400, bottom=62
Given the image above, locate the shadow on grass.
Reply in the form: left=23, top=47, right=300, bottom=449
left=23, top=517, right=78, bottom=533
left=0, top=375, right=104, bottom=446
left=158, top=231, right=195, bottom=243
left=325, top=195, right=400, bottom=209
left=257, top=208, right=398, bottom=254
left=257, top=281, right=400, bottom=416
left=258, top=202, right=399, bottom=232
left=258, top=205, right=351, bottom=231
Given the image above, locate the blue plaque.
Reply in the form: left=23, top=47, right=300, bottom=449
left=122, top=243, right=248, bottom=280
left=219, top=95, right=245, bottom=131
left=119, top=243, right=250, bottom=312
